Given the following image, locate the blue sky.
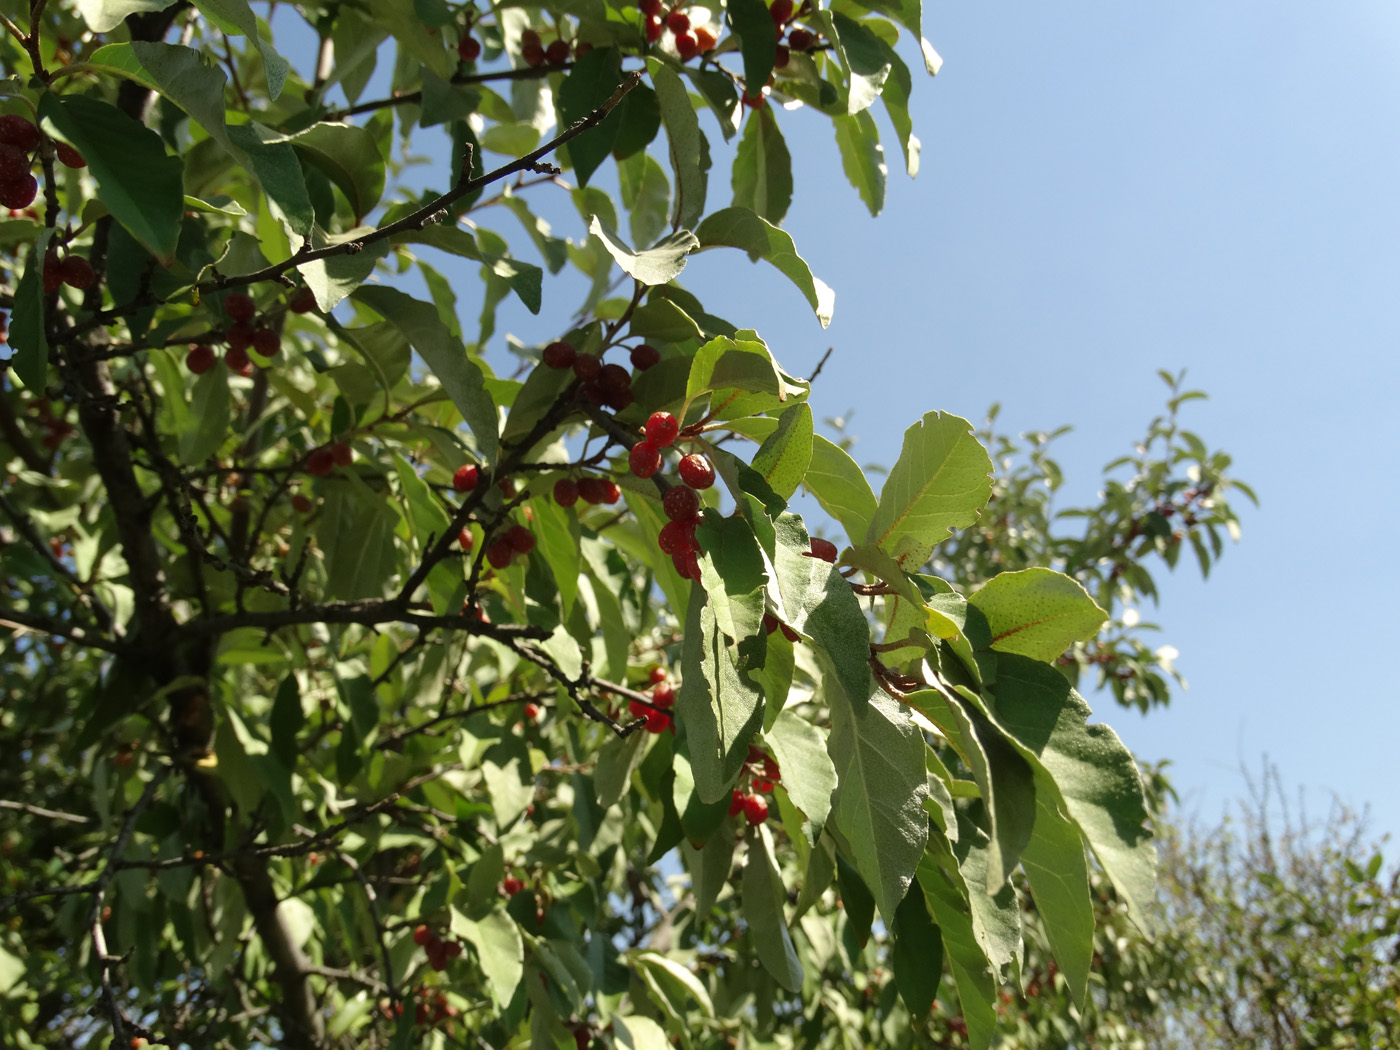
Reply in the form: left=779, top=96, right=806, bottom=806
left=280, top=1, right=1400, bottom=841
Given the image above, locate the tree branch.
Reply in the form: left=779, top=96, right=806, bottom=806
left=323, top=61, right=578, bottom=121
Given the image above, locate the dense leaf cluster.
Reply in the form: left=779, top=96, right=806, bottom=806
left=0, top=3, right=1249, bottom=1050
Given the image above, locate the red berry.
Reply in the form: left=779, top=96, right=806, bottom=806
left=573, top=353, right=601, bottom=381
left=225, top=320, right=255, bottom=351
left=486, top=540, right=513, bottom=569
left=672, top=548, right=701, bottom=580
left=224, top=292, right=256, bottom=321
left=774, top=43, right=790, bottom=68
left=675, top=30, right=699, bottom=59
left=503, top=876, right=525, bottom=895
left=499, top=478, right=516, bottom=498
left=677, top=454, right=715, bottom=490
left=522, top=42, right=545, bottom=65
left=578, top=477, right=620, bottom=505
left=598, top=362, right=631, bottom=397
left=458, top=527, right=474, bottom=550
left=574, top=1028, right=591, bottom=1050
left=524, top=702, right=541, bottom=720
left=662, top=484, right=701, bottom=522
left=458, top=35, right=482, bottom=62
left=645, top=14, right=664, bottom=42
left=444, top=941, right=463, bottom=959
left=521, top=29, right=542, bottom=47
left=225, top=345, right=253, bottom=375
left=575, top=41, right=594, bottom=57
left=640, top=0, right=663, bottom=14
left=644, top=411, right=679, bottom=448
left=729, top=789, right=746, bottom=815
left=808, top=536, right=838, bottom=563
left=288, top=286, right=317, bottom=313
left=629, top=441, right=662, bottom=479
left=0, top=174, right=37, bottom=210
left=415, top=1003, right=431, bottom=1025
left=754, top=778, right=774, bottom=793
left=542, top=340, right=576, bottom=369
left=42, top=251, right=62, bottom=294
left=330, top=442, right=353, bottom=466
left=252, top=326, right=281, bottom=358
left=657, top=519, right=697, bottom=555
left=747, top=744, right=765, bottom=764
left=292, top=494, right=314, bottom=513
left=644, top=709, right=672, bottom=733
left=651, top=683, right=675, bottom=708
left=307, top=448, right=335, bottom=477
left=54, top=142, right=85, bottom=169
left=649, top=666, right=668, bottom=684
left=762, top=755, right=781, bottom=780
left=0, top=144, right=27, bottom=182
left=545, top=39, right=570, bottom=64
left=186, top=344, right=216, bottom=374
left=695, top=27, right=717, bottom=51
left=0, top=114, right=39, bottom=152
left=413, top=924, right=433, bottom=946
left=742, top=92, right=765, bottom=109
left=629, top=699, right=650, bottom=718
left=452, top=464, right=480, bottom=492
left=786, top=27, right=815, bottom=49
left=667, top=10, right=691, bottom=31
left=505, top=524, right=535, bottom=554
left=742, top=794, right=768, bottom=824
left=553, top=478, right=580, bottom=507
left=770, top=0, right=794, bottom=23
left=630, top=343, right=660, bottom=370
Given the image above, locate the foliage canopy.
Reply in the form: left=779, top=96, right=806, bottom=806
left=0, top=3, right=1250, bottom=1049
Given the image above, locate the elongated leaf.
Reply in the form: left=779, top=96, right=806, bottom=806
left=614, top=1016, right=670, bottom=1050
left=830, top=12, right=894, bottom=116
left=916, top=845, right=999, bottom=1050
left=892, top=881, right=943, bottom=1019
left=743, top=824, right=803, bottom=991
left=631, top=952, right=715, bottom=1017
left=650, top=60, right=709, bottom=229
left=868, top=410, right=992, bottom=568
left=695, top=207, right=834, bottom=328
left=732, top=104, right=793, bottom=225
left=694, top=515, right=767, bottom=645
left=991, top=655, right=1156, bottom=932
left=39, top=94, right=183, bottom=263
left=354, top=287, right=498, bottom=465
left=77, top=0, right=177, bottom=32
left=558, top=48, right=628, bottom=186
left=6, top=228, right=54, bottom=391
left=284, top=122, right=385, bottom=221
left=766, top=709, right=836, bottom=840
left=968, top=567, right=1108, bottom=662
left=828, top=688, right=929, bottom=921
left=833, top=110, right=887, bottom=217
left=953, top=805, right=1023, bottom=974
left=750, top=403, right=813, bottom=501
left=685, top=336, right=784, bottom=408
left=179, top=367, right=231, bottom=465
left=1021, top=792, right=1094, bottom=1008
left=318, top=484, right=400, bottom=600
left=456, top=909, right=522, bottom=1008
left=192, top=0, right=289, bottom=97
left=727, top=0, right=779, bottom=108
left=678, top=586, right=765, bottom=804
left=618, top=151, right=672, bottom=252
left=588, top=218, right=698, bottom=285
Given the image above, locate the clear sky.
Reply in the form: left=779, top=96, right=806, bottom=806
left=280, top=1, right=1400, bottom=841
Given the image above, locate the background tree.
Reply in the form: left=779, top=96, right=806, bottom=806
left=0, top=3, right=1245, bottom=1050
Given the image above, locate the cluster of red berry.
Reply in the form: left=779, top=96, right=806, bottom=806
left=631, top=410, right=714, bottom=581
left=769, top=0, right=819, bottom=70
left=729, top=743, right=782, bottom=825
left=305, top=441, right=355, bottom=479
left=627, top=665, right=676, bottom=733
left=639, top=0, right=717, bottom=59
left=541, top=338, right=647, bottom=410
left=41, top=248, right=94, bottom=295
left=0, top=113, right=85, bottom=210
left=450, top=464, right=537, bottom=569
left=29, top=397, right=76, bottom=450
left=552, top=475, right=622, bottom=508
left=412, top=923, right=465, bottom=971
left=520, top=28, right=583, bottom=67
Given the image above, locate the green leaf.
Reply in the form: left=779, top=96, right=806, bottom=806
left=828, top=688, right=929, bottom=921
left=618, top=151, right=672, bottom=252
left=684, top=336, right=784, bottom=408
left=530, top=493, right=582, bottom=620
left=392, top=453, right=451, bottom=553
left=1021, top=791, right=1094, bottom=1008
left=743, top=824, right=804, bottom=991
left=6, top=227, right=55, bottom=391
left=694, top=514, right=767, bottom=646
left=284, top=123, right=386, bottom=222
left=953, top=804, right=1024, bottom=974
left=192, top=0, right=290, bottom=98
left=631, top=951, right=715, bottom=1017
left=39, top=94, right=184, bottom=263
left=482, top=737, right=535, bottom=828
left=178, top=366, right=231, bottom=465
left=767, top=709, right=836, bottom=838
left=833, top=110, right=887, bottom=217
left=968, top=567, right=1108, bottom=662
left=678, top=586, right=765, bottom=804
left=829, top=12, right=894, bottom=116
left=353, top=287, right=498, bottom=465
left=296, top=227, right=389, bottom=310
left=595, top=731, right=648, bottom=808
left=892, top=885, right=943, bottom=1019
left=268, top=675, right=303, bottom=771
left=558, top=48, right=628, bottom=186
left=868, top=410, right=993, bottom=568
left=588, top=218, right=698, bottom=286
left=732, top=104, right=793, bottom=226
left=649, top=60, right=709, bottom=230
left=916, top=844, right=999, bottom=1050
left=371, top=0, right=453, bottom=78
left=992, top=655, right=1156, bottom=932
left=750, top=402, right=813, bottom=501
left=0, top=942, right=24, bottom=995
left=726, top=0, right=779, bottom=105
left=695, top=207, right=834, bottom=328
left=457, top=908, right=523, bottom=1008
left=614, top=1015, right=671, bottom=1050
left=317, top=483, right=401, bottom=600
left=77, top=0, right=178, bottom=33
